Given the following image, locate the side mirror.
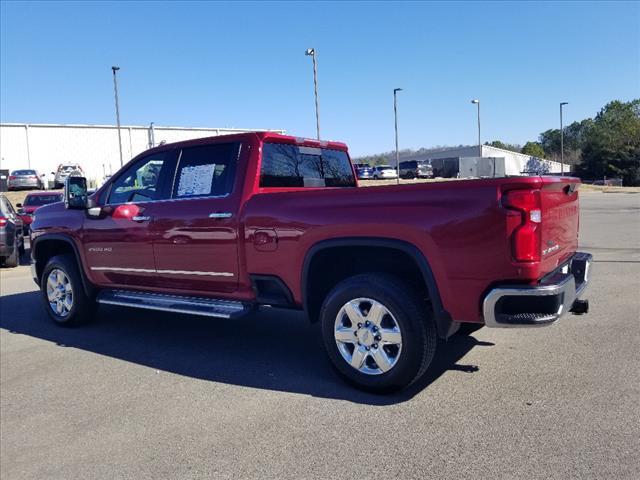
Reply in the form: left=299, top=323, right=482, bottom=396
left=16, top=203, right=22, bottom=208
left=65, top=176, right=88, bottom=209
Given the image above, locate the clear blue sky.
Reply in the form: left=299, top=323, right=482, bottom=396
left=1, top=1, right=638, bottom=156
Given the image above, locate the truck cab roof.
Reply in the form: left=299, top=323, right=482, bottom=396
left=146, top=132, right=349, bottom=156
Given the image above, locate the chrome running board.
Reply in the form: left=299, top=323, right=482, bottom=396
left=97, top=289, right=251, bottom=319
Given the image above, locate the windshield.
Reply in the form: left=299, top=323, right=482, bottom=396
left=24, top=194, right=63, bottom=206
left=61, top=165, right=78, bottom=172
left=12, top=170, right=36, bottom=176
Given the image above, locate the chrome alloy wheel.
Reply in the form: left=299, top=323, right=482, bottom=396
left=334, top=298, right=403, bottom=375
left=46, top=268, right=73, bottom=317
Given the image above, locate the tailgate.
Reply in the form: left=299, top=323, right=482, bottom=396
left=539, top=178, right=580, bottom=273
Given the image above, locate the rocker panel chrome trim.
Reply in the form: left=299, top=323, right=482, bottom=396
left=90, top=266, right=234, bottom=277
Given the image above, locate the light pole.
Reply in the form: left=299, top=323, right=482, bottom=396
left=394, top=88, right=403, bottom=185
left=305, top=48, right=320, bottom=140
left=111, top=66, right=124, bottom=167
left=471, top=99, right=481, bottom=157
left=560, top=102, right=568, bottom=175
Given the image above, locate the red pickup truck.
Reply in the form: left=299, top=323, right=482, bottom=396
left=30, top=132, right=592, bottom=392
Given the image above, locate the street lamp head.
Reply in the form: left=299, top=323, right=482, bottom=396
left=560, top=102, right=569, bottom=106
left=471, top=99, right=479, bottom=104
left=394, top=88, right=403, bottom=93
left=305, top=48, right=315, bottom=56
left=111, top=66, right=120, bottom=72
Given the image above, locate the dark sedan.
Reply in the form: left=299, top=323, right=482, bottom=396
left=356, top=166, right=375, bottom=180
left=0, top=195, right=25, bottom=268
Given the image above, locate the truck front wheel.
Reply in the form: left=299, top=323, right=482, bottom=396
left=41, top=254, right=96, bottom=326
left=320, top=273, right=437, bottom=393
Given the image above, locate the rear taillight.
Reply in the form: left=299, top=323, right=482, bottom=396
left=0, top=217, right=6, bottom=227
left=503, top=189, right=542, bottom=262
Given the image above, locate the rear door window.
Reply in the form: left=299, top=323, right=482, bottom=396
left=172, top=143, right=240, bottom=199
left=260, top=143, right=355, bottom=188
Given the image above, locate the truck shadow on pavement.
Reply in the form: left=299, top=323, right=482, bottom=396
left=0, top=290, right=492, bottom=405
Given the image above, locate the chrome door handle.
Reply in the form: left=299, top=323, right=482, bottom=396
left=132, top=215, right=151, bottom=222
left=209, top=212, right=232, bottom=219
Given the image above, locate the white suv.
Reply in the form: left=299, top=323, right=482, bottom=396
left=53, top=164, right=84, bottom=189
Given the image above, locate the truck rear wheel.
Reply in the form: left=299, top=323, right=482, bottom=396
left=41, top=254, right=96, bottom=326
left=320, top=273, right=437, bottom=393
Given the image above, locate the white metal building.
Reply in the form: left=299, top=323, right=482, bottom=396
left=0, top=123, right=285, bottom=183
left=422, top=145, right=564, bottom=176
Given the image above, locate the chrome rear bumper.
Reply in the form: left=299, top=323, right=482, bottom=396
left=483, top=252, right=592, bottom=328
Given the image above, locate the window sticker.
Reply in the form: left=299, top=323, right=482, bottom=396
left=177, top=163, right=215, bottom=197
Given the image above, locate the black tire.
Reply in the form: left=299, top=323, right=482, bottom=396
left=4, top=243, right=19, bottom=268
left=320, top=273, right=437, bottom=393
left=456, top=322, right=484, bottom=336
left=41, top=254, right=96, bottom=326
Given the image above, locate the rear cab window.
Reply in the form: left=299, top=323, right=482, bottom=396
left=260, top=143, right=356, bottom=188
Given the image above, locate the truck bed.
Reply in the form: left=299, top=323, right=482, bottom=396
left=242, top=176, right=581, bottom=323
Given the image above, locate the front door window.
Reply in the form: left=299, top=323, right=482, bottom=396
left=108, top=154, right=167, bottom=204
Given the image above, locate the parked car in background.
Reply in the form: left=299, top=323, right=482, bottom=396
left=399, top=160, right=433, bottom=179
left=356, top=165, right=374, bottom=180
left=16, top=192, right=64, bottom=235
left=372, top=165, right=398, bottom=179
left=0, top=194, right=25, bottom=268
left=591, top=178, right=623, bottom=186
left=53, top=163, right=84, bottom=189
left=8, top=169, right=44, bottom=191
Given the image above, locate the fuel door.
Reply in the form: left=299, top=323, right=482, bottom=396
left=253, top=229, right=278, bottom=252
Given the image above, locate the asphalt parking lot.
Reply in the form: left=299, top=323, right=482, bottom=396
left=1, top=191, right=639, bottom=479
